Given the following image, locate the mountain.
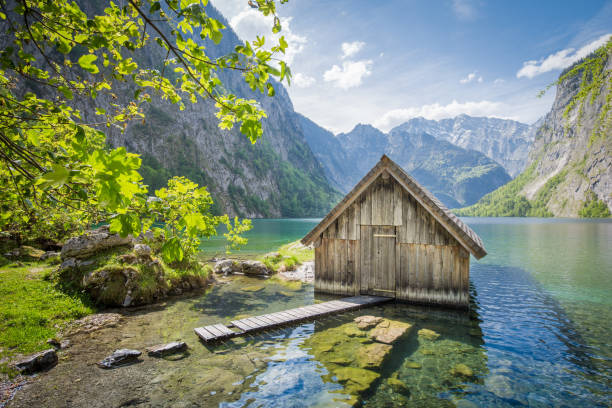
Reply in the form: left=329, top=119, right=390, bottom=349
left=457, top=44, right=612, bottom=217
left=299, top=117, right=511, bottom=208
left=392, top=115, right=534, bottom=177
left=70, top=3, right=341, bottom=218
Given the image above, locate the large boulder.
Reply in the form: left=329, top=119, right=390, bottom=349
left=370, top=319, right=413, bottom=344
left=213, top=259, right=271, bottom=276
left=354, top=315, right=383, bottom=330
left=97, top=349, right=142, bottom=369
left=82, top=258, right=168, bottom=307
left=61, top=225, right=132, bottom=260
left=13, top=349, right=57, bottom=374
left=242, top=260, right=270, bottom=276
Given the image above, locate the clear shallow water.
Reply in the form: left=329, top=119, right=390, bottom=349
left=11, top=218, right=611, bottom=408
left=198, top=218, right=319, bottom=258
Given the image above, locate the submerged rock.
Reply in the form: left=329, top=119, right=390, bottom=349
left=451, top=363, right=474, bottom=377
left=418, top=328, right=441, bottom=341
left=387, top=372, right=409, bottom=393
left=370, top=319, right=413, bottom=344
left=65, top=313, right=122, bottom=335
left=146, top=341, right=187, bottom=357
left=404, top=361, right=422, bottom=369
left=241, top=285, right=264, bottom=292
left=13, top=349, right=58, bottom=374
left=333, top=366, right=380, bottom=393
left=97, top=349, right=142, bottom=369
left=354, top=315, right=383, bottom=330
left=356, top=342, right=392, bottom=368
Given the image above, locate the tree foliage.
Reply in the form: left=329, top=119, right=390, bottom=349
left=0, top=0, right=290, bottom=257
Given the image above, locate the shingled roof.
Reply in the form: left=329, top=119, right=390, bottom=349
left=301, top=155, right=487, bottom=259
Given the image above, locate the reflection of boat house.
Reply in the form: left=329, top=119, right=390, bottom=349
left=301, top=155, right=487, bottom=308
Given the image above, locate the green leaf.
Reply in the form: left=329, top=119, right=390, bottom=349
left=39, top=164, right=70, bottom=188
left=78, top=54, right=99, bottom=74
left=161, top=237, right=184, bottom=263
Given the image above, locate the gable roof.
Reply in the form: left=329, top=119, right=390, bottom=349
left=301, top=155, right=487, bottom=259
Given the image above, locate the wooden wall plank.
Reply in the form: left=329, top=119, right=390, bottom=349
left=393, top=180, right=403, bottom=226
left=360, top=187, right=372, bottom=225
left=360, top=225, right=371, bottom=294
left=314, top=247, right=321, bottom=292
left=354, top=240, right=361, bottom=295
left=381, top=176, right=394, bottom=225
left=337, top=213, right=347, bottom=240
left=347, top=205, right=355, bottom=240
left=347, top=240, right=355, bottom=294
left=371, top=178, right=382, bottom=225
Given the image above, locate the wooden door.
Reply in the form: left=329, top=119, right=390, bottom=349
left=360, top=225, right=396, bottom=297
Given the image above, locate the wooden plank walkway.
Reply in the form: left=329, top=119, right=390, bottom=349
left=194, top=295, right=392, bottom=343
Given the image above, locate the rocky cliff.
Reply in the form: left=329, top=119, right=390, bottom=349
left=457, top=43, right=611, bottom=217
left=71, top=2, right=341, bottom=218
left=392, top=115, right=534, bottom=177
left=299, top=116, right=511, bottom=208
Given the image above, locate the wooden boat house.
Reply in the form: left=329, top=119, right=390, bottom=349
left=301, top=155, right=487, bottom=308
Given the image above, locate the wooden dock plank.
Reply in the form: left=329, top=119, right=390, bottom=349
left=213, top=324, right=236, bottom=336
left=205, top=325, right=226, bottom=337
left=196, top=295, right=393, bottom=343
left=194, top=327, right=216, bottom=341
left=231, top=320, right=257, bottom=332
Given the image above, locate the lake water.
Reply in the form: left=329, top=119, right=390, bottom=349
left=11, top=218, right=612, bottom=408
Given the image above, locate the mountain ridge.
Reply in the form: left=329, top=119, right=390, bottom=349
left=299, top=114, right=512, bottom=208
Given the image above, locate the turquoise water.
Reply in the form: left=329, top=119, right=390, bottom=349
left=205, top=217, right=612, bottom=406
left=11, top=218, right=611, bottom=407
left=198, top=218, right=319, bottom=259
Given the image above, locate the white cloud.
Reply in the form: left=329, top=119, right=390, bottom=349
left=493, top=78, right=505, bottom=84
left=459, top=72, right=482, bottom=84
left=225, top=9, right=307, bottom=65
left=341, top=41, right=366, bottom=58
left=292, top=73, right=316, bottom=88
left=323, top=60, right=373, bottom=90
left=517, top=33, right=611, bottom=79
left=373, top=100, right=508, bottom=131
left=452, top=0, right=478, bottom=21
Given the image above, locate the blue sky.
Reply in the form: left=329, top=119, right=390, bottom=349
left=212, top=0, right=612, bottom=133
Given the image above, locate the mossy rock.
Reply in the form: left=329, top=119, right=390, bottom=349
left=404, top=361, right=422, bottom=369
left=356, top=342, right=392, bottom=368
left=418, top=328, right=440, bottom=341
left=241, top=285, right=264, bottom=292
left=387, top=372, right=409, bottom=394
left=370, top=319, right=413, bottom=344
left=332, top=366, right=380, bottom=393
left=451, top=363, right=474, bottom=378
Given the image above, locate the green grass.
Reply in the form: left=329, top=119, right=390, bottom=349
left=259, top=240, right=314, bottom=272
left=0, top=263, right=95, bottom=360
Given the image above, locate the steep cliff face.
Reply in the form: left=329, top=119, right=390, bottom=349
left=298, top=116, right=511, bottom=208
left=522, top=52, right=611, bottom=216
left=71, top=3, right=340, bottom=218
left=392, top=115, right=534, bottom=177
left=457, top=46, right=611, bottom=217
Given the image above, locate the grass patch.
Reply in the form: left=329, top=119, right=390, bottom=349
left=259, top=240, right=313, bottom=272
left=0, top=263, right=95, bottom=360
